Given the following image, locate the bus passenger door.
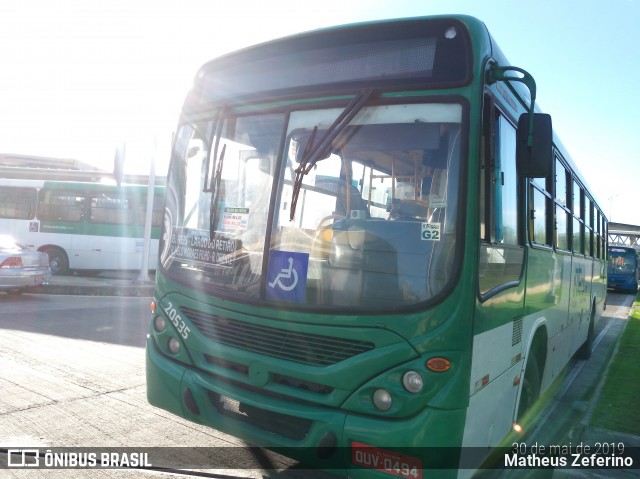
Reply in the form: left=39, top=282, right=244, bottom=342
left=86, top=191, right=135, bottom=270
left=465, top=104, right=526, bottom=448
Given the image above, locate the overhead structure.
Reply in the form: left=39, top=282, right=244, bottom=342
left=608, top=222, right=640, bottom=250
left=0, top=153, right=164, bottom=185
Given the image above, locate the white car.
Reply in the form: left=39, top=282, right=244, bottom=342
left=0, top=235, right=51, bottom=294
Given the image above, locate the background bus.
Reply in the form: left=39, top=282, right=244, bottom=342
left=0, top=178, right=163, bottom=274
left=607, top=245, right=638, bottom=293
left=146, top=15, right=607, bottom=477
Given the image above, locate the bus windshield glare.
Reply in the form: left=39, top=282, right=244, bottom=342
left=161, top=101, right=463, bottom=310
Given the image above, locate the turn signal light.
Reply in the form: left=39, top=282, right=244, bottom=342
left=426, top=357, right=451, bottom=372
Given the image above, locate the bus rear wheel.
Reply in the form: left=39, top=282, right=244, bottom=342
left=575, top=311, right=595, bottom=360
left=43, top=247, right=69, bottom=275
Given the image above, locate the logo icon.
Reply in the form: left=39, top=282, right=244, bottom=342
left=266, top=251, right=308, bottom=302
left=268, top=257, right=299, bottom=291
left=7, top=449, right=40, bottom=467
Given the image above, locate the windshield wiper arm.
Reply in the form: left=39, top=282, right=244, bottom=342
left=203, top=105, right=228, bottom=193
left=209, top=143, right=226, bottom=240
left=206, top=105, right=228, bottom=240
left=289, top=88, right=374, bottom=221
left=289, top=126, right=318, bottom=219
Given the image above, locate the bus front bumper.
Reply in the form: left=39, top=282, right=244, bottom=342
left=146, top=337, right=467, bottom=478
left=608, top=276, right=638, bottom=292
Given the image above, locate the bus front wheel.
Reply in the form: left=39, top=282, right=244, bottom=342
left=43, top=247, right=69, bottom=275
left=518, top=351, right=541, bottom=424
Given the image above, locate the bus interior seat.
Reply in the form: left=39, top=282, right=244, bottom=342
left=327, top=219, right=431, bottom=306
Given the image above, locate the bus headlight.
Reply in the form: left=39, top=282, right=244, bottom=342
left=402, top=371, right=424, bottom=393
left=168, top=337, right=181, bottom=354
left=153, top=315, right=166, bottom=332
left=373, top=389, right=393, bottom=411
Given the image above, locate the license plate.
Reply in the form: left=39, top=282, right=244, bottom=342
left=351, top=441, right=423, bottom=479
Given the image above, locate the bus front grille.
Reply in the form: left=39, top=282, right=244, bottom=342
left=209, top=391, right=312, bottom=440
left=203, top=354, right=334, bottom=394
left=182, top=306, right=374, bottom=366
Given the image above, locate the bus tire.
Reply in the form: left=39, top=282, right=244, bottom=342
left=43, top=247, right=69, bottom=275
left=518, top=350, right=541, bottom=423
left=575, top=310, right=594, bottom=360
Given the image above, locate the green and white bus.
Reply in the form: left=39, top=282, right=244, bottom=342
left=146, top=15, right=608, bottom=477
left=0, top=178, right=163, bottom=274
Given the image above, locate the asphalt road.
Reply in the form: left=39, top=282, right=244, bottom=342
left=0, top=294, right=332, bottom=479
left=0, top=292, right=636, bottom=479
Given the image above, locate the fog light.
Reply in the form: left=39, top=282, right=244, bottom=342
left=168, top=337, right=180, bottom=354
left=402, top=371, right=423, bottom=393
left=153, top=315, right=166, bottom=332
left=373, top=389, right=392, bottom=411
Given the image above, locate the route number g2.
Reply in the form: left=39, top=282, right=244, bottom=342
left=421, top=223, right=441, bottom=241
left=163, top=301, right=190, bottom=340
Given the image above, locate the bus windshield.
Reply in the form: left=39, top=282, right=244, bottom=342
left=608, top=247, right=637, bottom=274
left=161, top=101, right=463, bottom=311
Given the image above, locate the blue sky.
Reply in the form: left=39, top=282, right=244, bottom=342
left=1, top=0, right=639, bottom=224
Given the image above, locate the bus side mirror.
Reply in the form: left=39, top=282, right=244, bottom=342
left=517, top=113, right=553, bottom=178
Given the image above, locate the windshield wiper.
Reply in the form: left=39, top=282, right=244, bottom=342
left=209, top=143, right=226, bottom=240
left=289, top=88, right=374, bottom=221
left=203, top=106, right=227, bottom=194
left=205, top=105, right=228, bottom=240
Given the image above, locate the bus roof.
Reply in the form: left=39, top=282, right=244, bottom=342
left=185, top=15, right=491, bottom=108
left=180, top=13, right=605, bottom=217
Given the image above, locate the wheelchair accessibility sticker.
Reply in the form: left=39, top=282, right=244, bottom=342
left=266, top=250, right=309, bottom=302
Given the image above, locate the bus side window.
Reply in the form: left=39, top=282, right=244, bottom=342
left=554, top=159, right=570, bottom=250
left=137, top=193, right=164, bottom=227
left=89, top=194, right=133, bottom=225
left=530, top=185, right=550, bottom=245
left=0, top=186, right=37, bottom=220
left=479, top=110, right=524, bottom=295
left=495, top=115, right=518, bottom=245
left=39, top=190, right=85, bottom=222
